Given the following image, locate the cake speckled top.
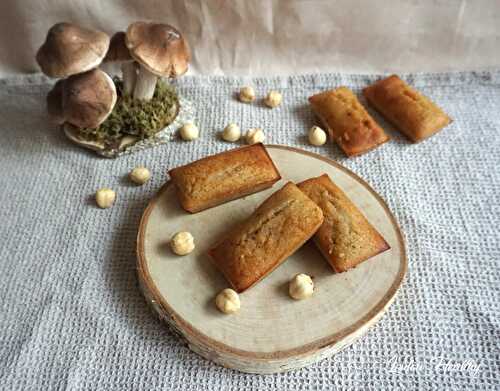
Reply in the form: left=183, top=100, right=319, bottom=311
left=208, top=182, right=324, bottom=292
left=363, top=75, right=451, bottom=142
left=298, top=174, right=389, bottom=272
left=309, top=87, right=389, bottom=156
left=169, top=143, right=281, bottom=213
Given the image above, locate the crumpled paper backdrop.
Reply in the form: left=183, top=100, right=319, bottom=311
left=1, top=0, right=499, bottom=77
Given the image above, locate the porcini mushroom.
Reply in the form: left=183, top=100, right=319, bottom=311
left=36, top=22, right=110, bottom=78
left=46, top=79, right=65, bottom=124
left=125, top=22, right=190, bottom=100
left=62, top=68, right=117, bottom=129
left=104, top=31, right=137, bottom=96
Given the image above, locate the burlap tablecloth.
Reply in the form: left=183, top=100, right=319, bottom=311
left=0, top=71, right=498, bottom=390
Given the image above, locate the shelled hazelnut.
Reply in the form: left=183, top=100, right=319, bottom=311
left=95, top=188, right=116, bottom=209
left=245, top=128, right=265, bottom=144
left=215, top=288, right=241, bottom=314
left=239, top=86, right=256, bottom=103
left=129, top=166, right=151, bottom=185
left=170, top=231, right=195, bottom=255
left=264, top=90, right=282, bottom=108
left=222, top=123, right=241, bottom=142
left=308, top=126, right=327, bottom=146
left=180, top=122, right=199, bottom=141
left=289, top=274, right=314, bottom=300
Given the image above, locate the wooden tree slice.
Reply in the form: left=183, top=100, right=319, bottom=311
left=137, top=145, right=407, bottom=374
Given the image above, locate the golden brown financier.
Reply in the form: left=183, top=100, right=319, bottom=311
left=208, top=182, right=324, bottom=292
left=308, top=87, right=390, bottom=157
left=363, top=75, right=451, bottom=142
left=298, top=174, right=389, bottom=272
left=169, top=143, right=281, bottom=213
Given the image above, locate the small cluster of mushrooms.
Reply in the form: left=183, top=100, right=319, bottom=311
left=37, top=21, right=190, bottom=152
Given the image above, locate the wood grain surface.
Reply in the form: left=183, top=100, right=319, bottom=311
left=137, top=145, right=407, bottom=373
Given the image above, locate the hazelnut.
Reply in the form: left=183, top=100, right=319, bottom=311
left=289, top=274, right=314, bottom=300
left=239, top=86, right=255, bottom=103
left=170, top=231, right=195, bottom=255
left=308, top=126, right=327, bottom=146
left=245, top=128, right=265, bottom=145
left=215, top=288, right=240, bottom=314
left=179, top=122, right=199, bottom=141
left=129, top=166, right=151, bottom=185
left=95, top=188, right=116, bottom=209
left=222, top=123, right=241, bottom=142
left=264, top=90, right=282, bottom=108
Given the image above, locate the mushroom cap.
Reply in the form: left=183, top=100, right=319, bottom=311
left=36, top=22, right=110, bottom=78
left=46, top=79, right=65, bottom=124
left=104, top=31, right=132, bottom=62
left=125, top=22, right=190, bottom=78
left=62, top=68, right=117, bottom=129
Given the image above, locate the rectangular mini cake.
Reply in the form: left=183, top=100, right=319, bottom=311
left=169, top=143, right=281, bottom=213
left=208, top=182, right=324, bottom=292
left=298, top=174, right=389, bottom=272
left=363, top=75, right=451, bottom=142
left=308, top=87, right=390, bottom=156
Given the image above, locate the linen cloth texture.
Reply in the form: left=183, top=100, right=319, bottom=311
left=0, top=71, right=499, bottom=390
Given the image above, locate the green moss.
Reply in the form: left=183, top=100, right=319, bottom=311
left=78, top=78, right=179, bottom=146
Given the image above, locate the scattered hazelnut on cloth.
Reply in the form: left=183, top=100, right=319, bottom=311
left=222, top=123, right=241, bottom=142
left=308, top=126, right=327, bottom=146
left=239, top=86, right=256, bottom=103
left=179, top=122, right=199, bottom=141
left=289, top=274, right=314, bottom=300
left=129, top=166, right=151, bottom=185
left=264, top=90, right=282, bottom=108
left=245, top=128, right=265, bottom=144
left=95, top=188, right=116, bottom=209
left=215, top=288, right=241, bottom=314
left=170, top=231, right=195, bottom=255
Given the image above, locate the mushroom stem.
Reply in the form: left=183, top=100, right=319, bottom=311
left=133, top=66, right=157, bottom=100
left=121, top=61, right=137, bottom=96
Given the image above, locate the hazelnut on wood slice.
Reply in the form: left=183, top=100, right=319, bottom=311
left=170, top=231, right=195, bottom=255
left=215, top=289, right=241, bottom=314
left=289, top=274, right=314, bottom=300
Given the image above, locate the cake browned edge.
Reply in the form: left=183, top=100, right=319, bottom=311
left=308, top=90, right=390, bottom=157
left=298, top=174, right=390, bottom=272
left=207, top=182, right=324, bottom=292
left=168, top=143, right=282, bottom=213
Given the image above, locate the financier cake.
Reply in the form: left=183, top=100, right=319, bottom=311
left=169, top=143, right=281, bottom=213
left=363, top=75, right=451, bottom=142
left=298, top=174, right=389, bottom=272
left=309, top=87, right=389, bottom=156
left=208, top=182, right=324, bottom=292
